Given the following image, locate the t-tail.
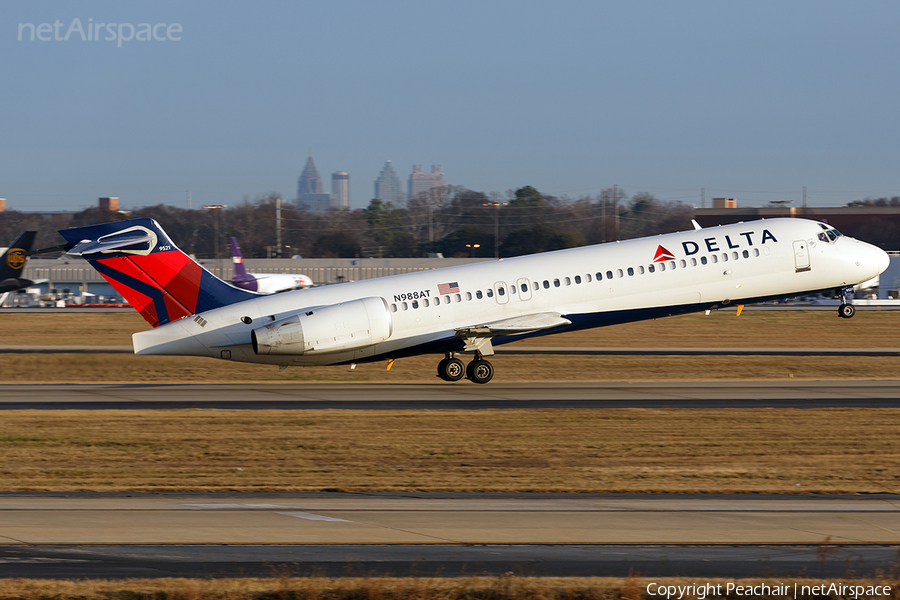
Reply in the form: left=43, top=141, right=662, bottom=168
left=59, top=218, right=258, bottom=327
left=230, top=237, right=248, bottom=279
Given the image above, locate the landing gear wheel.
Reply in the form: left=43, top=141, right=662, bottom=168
left=437, top=357, right=465, bottom=382
left=467, top=359, right=494, bottom=384
left=839, top=303, right=856, bottom=319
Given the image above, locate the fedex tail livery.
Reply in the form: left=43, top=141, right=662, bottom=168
left=59, top=217, right=888, bottom=384
left=230, top=237, right=313, bottom=293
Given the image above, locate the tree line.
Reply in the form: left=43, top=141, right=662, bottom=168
left=2, top=188, right=897, bottom=259
left=0, top=186, right=694, bottom=259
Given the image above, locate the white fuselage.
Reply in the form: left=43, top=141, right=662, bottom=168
left=133, top=218, right=889, bottom=366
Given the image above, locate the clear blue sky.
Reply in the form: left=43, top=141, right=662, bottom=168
left=2, top=1, right=899, bottom=211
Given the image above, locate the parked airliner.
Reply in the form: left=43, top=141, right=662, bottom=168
left=229, top=237, right=313, bottom=293
left=58, top=217, right=889, bottom=384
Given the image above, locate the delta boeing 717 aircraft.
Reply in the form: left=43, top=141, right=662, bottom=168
left=58, top=217, right=889, bottom=384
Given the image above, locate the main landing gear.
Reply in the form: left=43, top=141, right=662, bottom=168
left=837, top=285, right=856, bottom=319
left=437, top=351, right=494, bottom=384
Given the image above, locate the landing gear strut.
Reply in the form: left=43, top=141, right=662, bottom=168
left=838, top=286, right=856, bottom=319
left=437, top=353, right=465, bottom=381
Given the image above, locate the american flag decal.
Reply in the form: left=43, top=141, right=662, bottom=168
left=438, top=282, right=460, bottom=295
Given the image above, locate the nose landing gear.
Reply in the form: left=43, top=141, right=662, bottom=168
left=837, top=286, right=856, bottom=318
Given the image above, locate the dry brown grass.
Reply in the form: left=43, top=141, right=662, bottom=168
left=0, top=576, right=899, bottom=600
left=2, top=408, right=900, bottom=493
left=2, top=311, right=900, bottom=383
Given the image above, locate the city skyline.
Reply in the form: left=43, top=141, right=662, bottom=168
left=2, top=2, right=899, bottom=212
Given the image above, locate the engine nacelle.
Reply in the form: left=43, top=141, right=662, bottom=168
left=251, top=296, right=393, bottom=356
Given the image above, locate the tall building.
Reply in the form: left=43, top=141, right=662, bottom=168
left=297, top=153, right=330, bottom=211
left=408, top=165, right=447, bottom=199
left=331, top=171, right=350, bottom=209
left=374, top=160, right=404, bottom=205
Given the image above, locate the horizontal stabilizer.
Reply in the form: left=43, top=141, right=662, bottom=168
left=66, top=232, right=154, bottom=256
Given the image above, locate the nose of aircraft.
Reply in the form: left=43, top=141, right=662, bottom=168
left=858, top=240, right=890, bottom=278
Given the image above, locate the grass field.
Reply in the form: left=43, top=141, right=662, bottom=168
left=2, top=576, right=898, bottom=600
left=2, top=310, right=899, bottom=383
left=2, top=407, right=899, bottom=493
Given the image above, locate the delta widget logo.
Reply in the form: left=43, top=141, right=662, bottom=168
left=653, top=245, right=675, bottom=262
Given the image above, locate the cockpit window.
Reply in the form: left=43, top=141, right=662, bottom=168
left=833, top=229, right=843, bottom=237
left=818, top=232, right=828, bottom=242
left=826, top=230, right=837, bottom=241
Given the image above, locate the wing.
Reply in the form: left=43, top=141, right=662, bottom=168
left=454, top=312, right=571, bottom=355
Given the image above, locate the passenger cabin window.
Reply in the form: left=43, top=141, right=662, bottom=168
left=617, top=269, right=624, bottom=278
left=391, top=303, right=398, bottom=312
left=606, top=270, right=613, bottom=279
left=574, top=275, right=581, bottom=284
left=722, top=253, right=728, bottom=262
left=554, top=279, right=560, bottom=287
left=423, top=298, right=430, bottom=307
left=711, top=255, right=718, bottom=263
left=510, top=286, right=516, bottom=294
left=487, top=289, right=494, bottom=297
left=659, top=263, right=666, bottom=271
left=586, top=274, right=592, bottom=282
left=648, top=264, right=655, bottom=273
left=455, top=294, right=462, bottom=302
left=543, top=280, right=550, bottom=289
left=690, top=258, right=697, bottom=266
left=742, top=250, right=749, bottom=258
left=532, top=281, right=539, bottom=290
left=498, top=287, right=505, bottom=296
left=638, top=266, right=645, bottom=274
left=521, top=282, right=528, bottom=292
left=412, top=300, right=418, bottom=309
left=701, top=256, right=708, bottom=265
left=596, top=272, right=603, bottom=280
left=627, top=267, right=634, bottom=276
left=669, top=261, right=676, bottom=269
left=466, top=292, right=472, bottom=301
left=444, top=296, right=451, bottom=304
left=753, top=248, right=760, bottom=257
left=402, top=302, right=408, bottom=310
left=476, top=290, right=483, bottom=299
left=680, top=260, right=687, bottom=268
left=565, top=277, right=571, bottom=285
left=733, top=251, right=739, bottom=260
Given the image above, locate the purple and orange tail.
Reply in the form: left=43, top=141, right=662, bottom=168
left=59, top=218, right=258, bottom=327
left=229, top=236, right=249, bottom=280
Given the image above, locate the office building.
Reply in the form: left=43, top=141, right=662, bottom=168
left=374, top=160, right=404, bottom=205
left=331, top=171, right=350, bottom=209
left=297, top=153, right=331, bottom=211
left=408, top=165, right=447, bottom=199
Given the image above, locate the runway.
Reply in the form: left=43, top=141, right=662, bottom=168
left=2, top=495, right=900, bottom=578
left=3, top=381, right=900, bottom=409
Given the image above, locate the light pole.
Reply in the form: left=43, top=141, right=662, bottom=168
left=203, top=204, right=226, bottom=276
left=482, top=202, right=507, bottom=259
left=465, top=243, right=481, bottom=258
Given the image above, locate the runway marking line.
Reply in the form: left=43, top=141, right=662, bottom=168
left=277, top=512, right=350, bottom=522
